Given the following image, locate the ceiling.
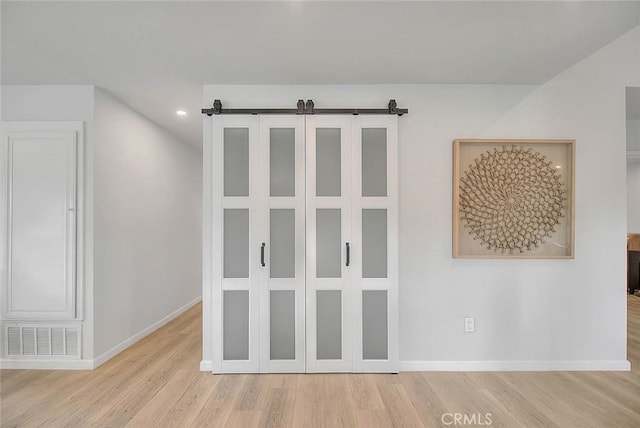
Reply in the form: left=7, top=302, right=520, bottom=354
left=2, top=1, right=639, bottom=147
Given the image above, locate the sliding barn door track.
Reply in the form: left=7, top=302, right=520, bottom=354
left=202, top=99, right=408, bottom=116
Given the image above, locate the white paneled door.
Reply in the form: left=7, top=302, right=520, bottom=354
left=350, top=116, right=399, bottom=373
left=210, top=114, right=398, bottom=373
left=1, top=124, right=80, bottom=320
left=305, top=116, right=353, bottom=372
left=259, top=116, right=306, bottom=373
left=213, top=116, right=261, bottom=373
left=305, top=115, right=398, bottom=373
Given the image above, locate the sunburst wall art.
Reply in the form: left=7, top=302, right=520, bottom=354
left=453, top=139, right=575, bottom=259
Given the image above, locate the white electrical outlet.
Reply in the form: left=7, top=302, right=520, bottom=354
left=464, top=317, right=475, bottom=333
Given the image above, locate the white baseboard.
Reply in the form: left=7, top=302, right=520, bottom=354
left=197, top=359, right=631, bottom=373
left=0, top=359, right=94, bottom=370
left=399, top=360, right=631, bottom=372
left=92, top=296, right=202, bottom=369
left=1, top=358, right=630, bottom=373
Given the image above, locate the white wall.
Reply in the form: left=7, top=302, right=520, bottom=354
left=203, top=26, right=639, bottom=369
left=1, top=85, right=203, bottom=365
left=1, top=85, right=95, bottom=360
left=93, top=89, right=202, bottom=360
left=628, top=161, right=640, bottom=233
left=629, top=119, right=640, bottom=233
left=0, top=4, right=3, bottom=121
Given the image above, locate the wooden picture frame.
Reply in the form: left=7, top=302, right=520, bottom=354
left=453, top=139, right=575, bottom=259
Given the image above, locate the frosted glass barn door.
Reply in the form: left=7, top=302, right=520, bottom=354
left=210, top=112, right=398, bottom=374
left=259, top=116, right=306, bottom=372
left=306, top=116, right=353, bottom=372
left=351, top=116, right=399, bottom=372
left=213, top=116, right=260, bottom=373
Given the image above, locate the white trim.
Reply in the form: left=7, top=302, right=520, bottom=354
left=399, top=360, right=632, bottom=372
left=0, top=358, right=94, bottom=370
left=200, top=359, right=213, bottom=372
left=210, top=115, right=223, bottom=373
left=2, top=358, right=628, bottom=372
left=201, top=115, right=213, bottom=370
left=75, top=123, right=85, bottom=323
left=92, top=297, right=201, bottom=369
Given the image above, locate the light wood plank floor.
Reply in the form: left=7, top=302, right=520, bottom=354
left=2, top=298, right=640, bottom=427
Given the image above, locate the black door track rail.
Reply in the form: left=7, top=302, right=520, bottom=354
left=202, top=99, right=408, bottom=116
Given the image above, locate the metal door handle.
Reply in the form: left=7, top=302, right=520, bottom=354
left=346, top=242, right=350, bottom=267
left=261, top=243, right=266, bottom=267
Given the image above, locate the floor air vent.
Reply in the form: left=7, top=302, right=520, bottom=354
left=5, top=324, right=81, bottom=358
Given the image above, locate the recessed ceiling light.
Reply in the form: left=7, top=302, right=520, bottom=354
left=176, top=110, right=187, bottom=116
left=555, top=165, right=562, bottom=169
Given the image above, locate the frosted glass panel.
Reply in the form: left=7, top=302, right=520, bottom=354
left=270, top=291, right=295, bottom=360
left=362, top=209, right=387, bottom=278
left=362, top=291, right=388, bottom=360
left=224, top=209, right=249, bottom=278
left=316, top=290, right=342, bottom=360
left=316, top=209, right=341, bottom=278
left=362, top=128, right=387, bottom=197
left=316, top=128, right=341, bottom=196
left=270, top=128, right=295, bottom=197
left=224, top=128, right=249, bottom=197
left=270, top=209, right=295, bottom=278
left=223, top=291, right=249, bottom=360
